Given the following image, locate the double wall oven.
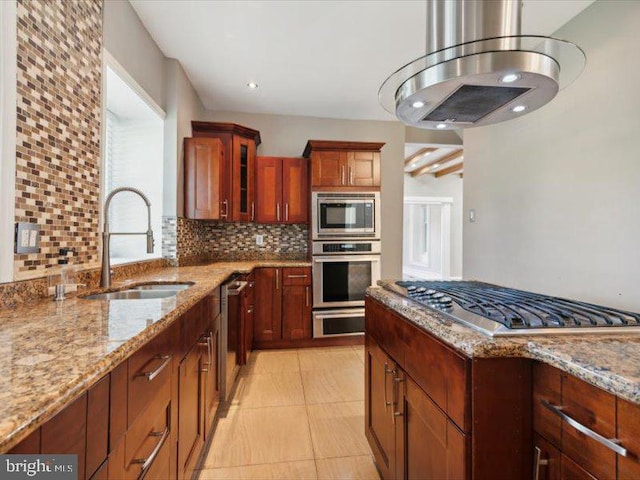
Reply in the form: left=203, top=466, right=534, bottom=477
left=311, top=192, right=381, bottom=338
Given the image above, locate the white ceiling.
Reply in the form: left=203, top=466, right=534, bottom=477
left=130, top=0, right=594, bottom=122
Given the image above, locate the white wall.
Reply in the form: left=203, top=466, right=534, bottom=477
left=201, top=110, right=406, bottom=279
left=405, top=173, right=463, bottom=278
left=103, top=0, right=165, bottom=110
left=165, top=59, right=205, bottom=217
left=464, top=1, right=640, bottom=310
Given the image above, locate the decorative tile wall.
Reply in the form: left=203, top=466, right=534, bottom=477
left=173, top=217, right=309, bottom=264
left=13, top=0, right=103, bottom=276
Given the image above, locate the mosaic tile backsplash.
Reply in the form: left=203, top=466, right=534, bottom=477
left=14, top=0, right=103, bottom=276
left=171, top=217, right=309, bottom=263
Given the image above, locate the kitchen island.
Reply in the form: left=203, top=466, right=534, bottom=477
left=366, top=283, right=640, bottom=480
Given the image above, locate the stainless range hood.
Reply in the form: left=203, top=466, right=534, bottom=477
left=379, top=0, right=586, bottom=130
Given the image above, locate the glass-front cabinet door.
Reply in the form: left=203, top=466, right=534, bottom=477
left=232, top=135, right=256, bottom=222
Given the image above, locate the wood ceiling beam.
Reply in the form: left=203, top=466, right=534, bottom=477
left=435, top=162, right=463, bottom=178
left=404, top=147, right=437, bottom=167
left=409, top=148, right=463, bottom=177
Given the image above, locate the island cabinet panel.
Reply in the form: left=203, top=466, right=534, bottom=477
left=617, top=398, right=640, bottom=479
left=8, top=429, right=40, bottom=454
left=86, top=375, right=110, bottom=479
left=365, top=336, right=398, bottom=480
left=533, top=361, right=631, bottom=480
left=365, top=295, right=533, bottom=480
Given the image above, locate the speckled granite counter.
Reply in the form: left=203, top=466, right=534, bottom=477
left=0, top=260, right=310, bottom=452
left=368, top=285, right=640, bottom=405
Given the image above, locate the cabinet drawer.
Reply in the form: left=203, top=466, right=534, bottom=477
left=560, top=454, right=597, bottom=480
left=560, top=373, right=616, bottom=480
left=127, top=331, right=173, bottom=426
left=617, top=397, right=640, bottom=479
left=282, top=267, right=311, bottom=286
left=534, top=362, right=562, bottom=447
left=112, top=399, right=171, bottom=480
left=365, top=296, right=407, bottom=365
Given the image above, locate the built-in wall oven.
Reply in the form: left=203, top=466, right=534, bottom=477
left=312, top=192, right=380, bottom=240
left=312, top=240, right=381, bottom=338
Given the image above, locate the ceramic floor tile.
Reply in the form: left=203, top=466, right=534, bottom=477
left=301, top=365, right=364, bottom=404
left=298, top=347, right=362, bottom=372
left=352, top=346, right=365, bottom=364
left=306, top=401, right=371, bottom=459
left=230, top=372, right=305, bottom=408
left=202, top=405, right=314, bottom=468
left=243, top=349, right=300, bottom=375
left=315, top=455, right=381, bottom=480
left=197, top=460, right=318, bottom=480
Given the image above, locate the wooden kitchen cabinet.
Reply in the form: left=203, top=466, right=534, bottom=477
left=203, top=288, right=221, bottom=441
left=253, top=267, right=313, bottom=346
left=533, top=361, right=639, bottom=480
left=239, top=272, right=255, bottom=364
left=188, top=121, right=261, bottom=222
left=255, top=156, right=308, bottom=224
left=184, top=137, right=225, bottom=220
left=253, top=268, right=283, bottom=342
left=303, top=140, right=384, bottom=189
left=365, top=296, right=531, bottom=480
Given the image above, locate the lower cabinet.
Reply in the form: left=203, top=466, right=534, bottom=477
left=7, top=291, right=225, bottom=480
left=178, top=339, right=207, bottom=480
left=365, top=335, right=467, bottom=480
left=254, top=267, right=312, bottom=347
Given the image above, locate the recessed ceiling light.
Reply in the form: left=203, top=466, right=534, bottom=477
left=247, top=82, right=258, bottom=89
left=500, top=73, right=520, bottom=83
left=436, top=123, right=447, bottom=129
left=411, top=101, right=425, bottom=108
left=511, top=105, right=527, bottom=113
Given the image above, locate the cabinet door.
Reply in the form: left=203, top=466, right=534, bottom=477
left=617, top=397, right=640, bottom=479
left=402, top=376, right=468, bottom=480
left=282, top=157, right=308, bottom=223
left=282, top=285, right=311, bottom=340
left=41, top=393, right=88, bottom=480
left=365, top=337, right=397, bottom=480
left=184, top=137, right=223, bottom=220
left=534, top=434, right=561, bottom=480
left=560, top=454, right=597, bottom=480
left=255, top=156, right=282, bottom=223
left=253, top=268, right=282, bottom=342
left=204, top=316, right=221, bottom=439
left=232, top=135, right=256, bottom=222
left=347, top=151, right=380, bottom=187
left=311, top=151, right=346, bottom=187
left=178, top=343, right=205, bottom=480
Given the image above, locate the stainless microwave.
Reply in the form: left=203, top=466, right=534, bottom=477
left=312, top=192, right=380, bottom=239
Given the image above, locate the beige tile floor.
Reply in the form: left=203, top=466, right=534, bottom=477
left=198, top=345, right=381, bottom=480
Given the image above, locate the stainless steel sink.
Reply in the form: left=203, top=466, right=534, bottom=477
left=130, top=282, right=194, bottom=291
left=82, top=290, right=178, bottom=301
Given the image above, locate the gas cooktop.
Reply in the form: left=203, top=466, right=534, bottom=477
left=385, top=281, right=640, bottom=337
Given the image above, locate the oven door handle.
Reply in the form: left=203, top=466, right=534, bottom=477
left=313, top=256, right=381, bottom=263
left=313, top=310, right=365, bottom=320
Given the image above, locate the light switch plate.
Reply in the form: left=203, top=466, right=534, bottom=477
left=255, top=234, right=264, bottom=246
left=15, top=222, right=40, bottom=253
left=469, top=209, right=476, bottom=223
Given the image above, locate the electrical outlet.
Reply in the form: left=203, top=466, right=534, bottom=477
left=255, top=234, right=264, bottom=246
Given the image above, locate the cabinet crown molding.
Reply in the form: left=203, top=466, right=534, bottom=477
left=303, top=140, right=385, bottom=157
left=192, top=121, right=262, bottom=146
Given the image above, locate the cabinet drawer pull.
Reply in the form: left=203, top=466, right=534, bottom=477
left=305, top=286, right=310, bottom=307
left=541, top=400, right=628, bottom=456
left=275, top=269, right=279, bottom=290
left=287, top=274, right=308, bottom=279
left=251, top=202, right=255, bottom=221
left=131, top=427, right=170, bottom=475
left=384, top=364, right=394, bottom=407
left=137, top=355, right=171, bottom=381
left=533, top=446, right=549, bottom=480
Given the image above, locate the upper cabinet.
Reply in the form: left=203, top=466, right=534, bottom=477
left=255, top=156, right=309, bottom=224
left=185, top=122, right=261, bottom=221
left=303, top=140, right=384, bottom=190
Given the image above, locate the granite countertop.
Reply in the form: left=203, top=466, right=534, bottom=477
left=0, top=260, right=310, bottom=453
left=368, top=284, right=640, bottom=405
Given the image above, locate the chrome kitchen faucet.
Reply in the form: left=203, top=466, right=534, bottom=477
left=101, top=187, right=154, bottom=288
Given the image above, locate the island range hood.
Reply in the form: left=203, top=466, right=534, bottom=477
left=379, top=0, right=586, bottom=130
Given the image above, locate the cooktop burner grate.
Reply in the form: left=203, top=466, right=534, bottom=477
left=394, top=281, right=640, bottom=332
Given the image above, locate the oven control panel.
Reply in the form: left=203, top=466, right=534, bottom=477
left=312, top=241, right=381, bottom=255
